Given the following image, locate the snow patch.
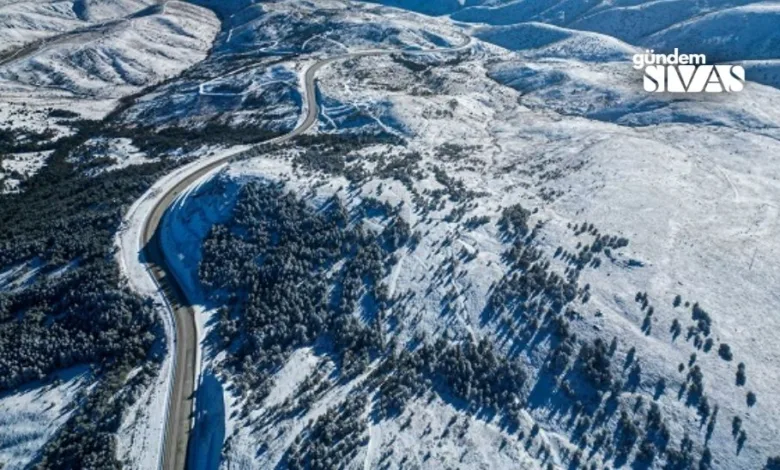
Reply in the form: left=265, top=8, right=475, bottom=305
left=0, top=366, right=91, bottom=470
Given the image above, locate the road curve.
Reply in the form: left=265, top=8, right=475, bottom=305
left=136, top=33, right=472, bottom=470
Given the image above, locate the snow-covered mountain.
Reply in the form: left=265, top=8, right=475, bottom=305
left=141, top=1, right=780, bottom=470
left=2, top=1, right=780, bottom=470
left=0, top=0, right=218, bottom=192
left=0, top=1, right=219, bottom=467
left=368, top=0, right=780, bottom=88
left=0, top=0, right=155, bottom=53
left=0, top=1, right=219, bottom=98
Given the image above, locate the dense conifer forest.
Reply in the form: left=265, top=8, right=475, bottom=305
left=0, top=118, right=176, bottom=467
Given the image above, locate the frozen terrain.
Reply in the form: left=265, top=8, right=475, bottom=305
left=153, top=2, right=780, bottom=469
left=371, top=0, right=780, bottom=88
left=0, top=366, right=91, bottom=470
left=0, top=0, right=220, bottom=467
left=0, top=0, right=157, bottom=53
left=1, top=0, right=779, bottom=469
left=0, top=0, right=220, bottom=189
left=148, top=0, right=780, bottom=468
left=1, top=151, right=52, bottom=193
left=0, top=1, right=219, bottom=98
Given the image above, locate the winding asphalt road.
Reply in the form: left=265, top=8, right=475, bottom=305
left=139, top=33, right=472, bottom=470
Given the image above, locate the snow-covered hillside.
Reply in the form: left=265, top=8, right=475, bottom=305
left=0, top=1, right=171, bottom=57
left=0, top=0, right=219, bottom=189
left=145, top=1, right=780, bottom=470
left=117, top=0, right=465, bottom=132
left=474, top=22, right=638, bottom=62
left=2, top=0, right=780, bottom=469
left=0, top=1, right=221, bottom=468
left=0, top=1, right=219, bottom=98
left=0, top=367, right=91, bottom=470
left=368, top=0, right=780, bottom=88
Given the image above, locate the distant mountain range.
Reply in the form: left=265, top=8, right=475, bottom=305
left=369, top=0, right=780, bottom=87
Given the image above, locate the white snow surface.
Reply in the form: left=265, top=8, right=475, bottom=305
left=159, top=4, right=780, bottom=467
left=1, top=151, right=51, bottom=193
left=369, top=0, right=780, bottom=88
left=4, top=0, right=779, bottom=468
left=71, top=137, right=153, bottom=175
left=0, top=0, right=158, bottom=53
left=0, top=1, right=220, bottom=98
left=474, top=22, right=639, bottom=63
left=0, top=366, right=91, bottom=470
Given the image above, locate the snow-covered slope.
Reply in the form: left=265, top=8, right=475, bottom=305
left=0, top=0, right=219, bottom=188
left=1, top=151, right=52, bottom=194
left=474, top=22, right=638, bottom=62
left=0, top=367, right=91, bottom=470
left=0, top=0, right=157, bottom=54
left=645, top=3, right=780, bottom=63
left=145, top=1, right=780, bottom=470
left=0, top=1, right=84, bottom=54
left=369, top=0, right=780, bottom=88
left=0, top=1, right=222, bottom=467
left=116, top=0, right=465, bottom=132
left=4, top=0, right=780, bottom=469
left=365, top=0, right=469, bottom=16
left=0, top=1, right=219, bottom=98
left=487, top=55, right=780, bottom=128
